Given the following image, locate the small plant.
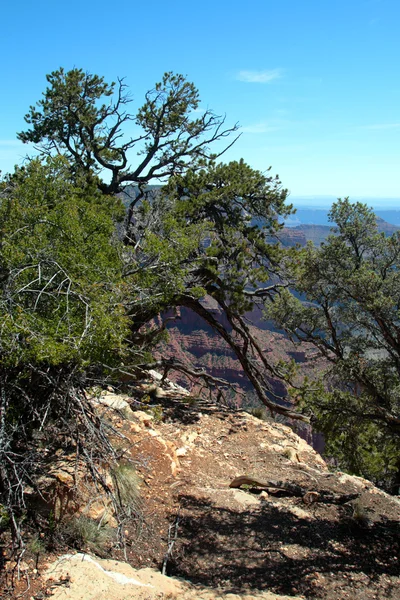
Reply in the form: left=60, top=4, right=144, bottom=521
left=351, top=500, right=369, bottom=527
left=88, top=386, right=103, bottom=399
left=27, top=534, right=46, bottom=555
left=249, top=407, right=267, bottom=421
left=111, top=463, right=141, bottom=517
left=148, top=404, right=164, bottom=423
left=183, top=395, right=199, bottom=407
left=0, top=504, right=10, bottom=528
left=239, top=484, right=252, bottom=490
left=63, top=516, right=113, bottom=552
left=282, top=446, right=298, bottom=461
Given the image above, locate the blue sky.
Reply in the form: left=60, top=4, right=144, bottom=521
left=1, top=0, right=400, bottom=204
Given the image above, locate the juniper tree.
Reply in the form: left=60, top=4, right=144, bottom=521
left=17, top=68, right=307, bottom=421
left=127, top=159, right=305, bottom=419
left=0, top=157, right=130, bottom=545
left=18, top=68, right=239, bottom=197
left=267, top=198, right=400, bottom=491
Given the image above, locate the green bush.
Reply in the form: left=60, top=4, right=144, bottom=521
left=62, top=516, right=114, bottom=552
left=0, top=157, right=130, bottom=546
left=111, top=463, right=141, bottom=517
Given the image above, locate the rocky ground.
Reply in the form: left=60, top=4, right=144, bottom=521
left=2, top=379, right=400, bottom=599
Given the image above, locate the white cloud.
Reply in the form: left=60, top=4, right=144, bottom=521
left=236, top=69, right=283, bottom=83
left=241, top=121, right=279, bottom=134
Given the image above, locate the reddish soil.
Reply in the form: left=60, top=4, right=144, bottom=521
left=111, top=394, right=400, bottom=599
left=1, top=389, right=399, bottom=599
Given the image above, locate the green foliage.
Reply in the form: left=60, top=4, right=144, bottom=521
left=15, top=66, right=305, bottom=424
left=3, top=68, right=309, bottom=551
left=0, top=156, right=128, bottom=368
left=0, top=505, right=10, bottom=528
left=27, top=534, right=46, bottom=555
left=163, top=159, right=292, bottom=311
left=146, top=404, right=164, bottom=423
left=134, top=207, right=209, bottom=308
left=18, top=68, right=238, bottom=194
left=136, top=72, right=200, bottom=142
left=0, top=156, right=133, bottom=548
left=18, top=68, right=114, bottom=164
left=248, top=407, right=269, bottom=421
left=62, top=516, right=114, bottom=552
left=111, top=463, right=141, bottom=516
left=268, top=198, right=400, bottom=491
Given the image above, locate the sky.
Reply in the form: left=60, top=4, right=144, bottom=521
left=1, top=0, right=400, bottom=205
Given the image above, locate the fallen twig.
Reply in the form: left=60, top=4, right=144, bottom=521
left=162, top=511, right=180, bottom=576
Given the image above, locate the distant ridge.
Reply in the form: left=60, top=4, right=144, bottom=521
left=285, top=207, right=400, bottom=228
left=119, top=186, right=400, bottom=229
left=279, top=216, right=399, bottom=247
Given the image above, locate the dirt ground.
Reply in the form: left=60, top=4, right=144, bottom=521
left=2, top=389, right=400, bottom=599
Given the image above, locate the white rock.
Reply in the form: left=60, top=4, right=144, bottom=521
left=176, top=447, right=188, bottom=457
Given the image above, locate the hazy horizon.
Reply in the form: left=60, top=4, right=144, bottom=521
left=290, top=196, right=400, bottom=210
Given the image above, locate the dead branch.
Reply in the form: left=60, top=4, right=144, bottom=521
left=229, top=476, right=360, bottom=504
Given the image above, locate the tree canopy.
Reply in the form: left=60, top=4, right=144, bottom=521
left=0, top=156, right=127, bottom=367
left=18, top=68, right=239, bottom=195
left=0, top=156, right=130, bottom=544
left=17, top=67, right=303, bottom=420
left=126, top=159, right=303, bottom=418
left=267, top=198, right=400, bottom=491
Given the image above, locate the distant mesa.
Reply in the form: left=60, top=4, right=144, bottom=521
left=278, top=216, right=399, bottom=247
left=284, top=203, right=400, bottom=229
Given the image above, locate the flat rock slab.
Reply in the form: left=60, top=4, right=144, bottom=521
left=45, top=553, right=302, bottom=600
